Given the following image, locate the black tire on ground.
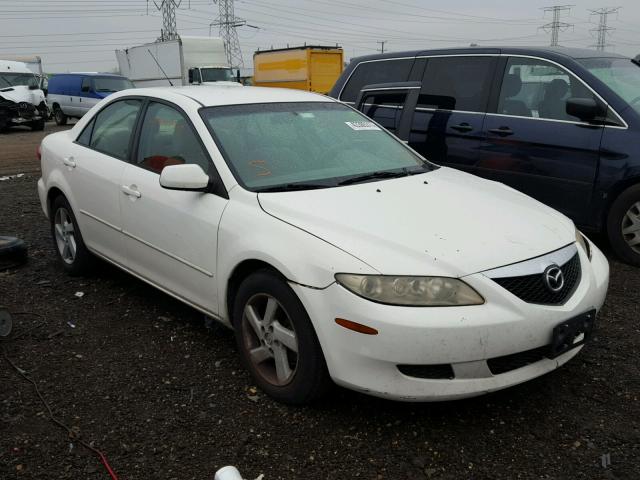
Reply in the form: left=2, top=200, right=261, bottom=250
left=50, top=195, right=93, bottom=275
left=53, top=106, right=67, bottom=126
left=0, top=236, right=28, bottom=269
left=30, top=118, right=45, bottom=131
left=607, top=183, right=640, bottom=266
left=232, top=269, right=331, bottom=404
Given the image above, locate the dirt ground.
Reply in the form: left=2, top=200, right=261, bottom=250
left=1, top=125, right=639, bottom=480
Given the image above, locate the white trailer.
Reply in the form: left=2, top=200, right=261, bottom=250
left=0, top=55, right=43, bottom=75
left=116, top=36, right=237, bottom=87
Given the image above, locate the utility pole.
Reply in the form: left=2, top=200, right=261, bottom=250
left=589, top=7, right=621, bottom=51
left=541, top=5, right=573, bottom=46
left=377, top=40, right=386, bottom=54
left=211, top=0, right=246, bottom=69
left=154, top=0, right=181, bottom=41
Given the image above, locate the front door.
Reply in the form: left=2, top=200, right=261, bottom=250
left=119, top=100, right=228, bottom=314
left=406, top=55, right=497, bottom=173
left=479, top=56, right=604, bottom=225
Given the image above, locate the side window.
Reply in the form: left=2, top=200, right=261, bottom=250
left=360, top=91, right=408, bottom=133
left=417, top=56, right=495, bottom=112
left=81, top=77, right=91, bottom=93
left=136, top=102, right=209, bottom=174
left=76, top=118, right=95, bottom=146
left=90, top=99, right=141, bottom=159
left=340, top=58, right=413, bottom=102
left=497, top=57, right=599, bottom=122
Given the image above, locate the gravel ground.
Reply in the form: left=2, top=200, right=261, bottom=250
left=1, top=128, right=639, bottom=480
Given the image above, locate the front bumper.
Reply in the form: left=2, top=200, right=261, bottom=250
left=292, top=243, right=609, bottom=401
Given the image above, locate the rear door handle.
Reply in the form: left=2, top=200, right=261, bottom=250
left=488, top=127, right=514, bottom=137
left=121, top=185, right=142, bottom=199
left=450, top=123, right=474, bottom=133
left=62, top=156, right=76, bottom=168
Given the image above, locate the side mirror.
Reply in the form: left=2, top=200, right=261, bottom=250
left=566, top=97, right=601, bottom=122
left=236, top=69, right=241, bottom=83
left=188, top=68, right=195, bottom=84
left=28, top=84, right=38, bottom=90
left=159, top=164, right=210, bottom=191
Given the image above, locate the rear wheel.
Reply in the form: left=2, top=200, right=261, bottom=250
left=607, top=184, right=640, bottom=266
left=50, top=195, right=93, bottom=275
left=53, top=106, right=67, bottom=126
left=233, top=270, right=331, bottom=404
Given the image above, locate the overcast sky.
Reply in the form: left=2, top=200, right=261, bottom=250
left=1, top=0, right=639, bottom=73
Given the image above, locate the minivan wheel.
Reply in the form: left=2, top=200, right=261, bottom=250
left=50, top=196, right=93, bottom=275
left=232, top=270, right=331, bottom=404
left=54, top=106, right=67, bottom=126
left=607, top=184, right=640, bottom=266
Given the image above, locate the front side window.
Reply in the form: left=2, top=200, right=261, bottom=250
left=89, top=99, right=141, bottom=159
left=497, top=57, right=598, bottom=122
left=417, top=56, right=495, bottom=112
left=578, top=57, right=640, bottom=116
left=92, top=77, right=134, bottom=93
left=201, top=101, right=432, bottom=191
left=81, top=77, right=91, bottom=92
left=137, top=102, right=209, bottom=174
left=340, top=58, right=414, bottom=102
left=359, top=91, right=408, bottom=133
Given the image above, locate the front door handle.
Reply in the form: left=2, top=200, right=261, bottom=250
left=450, top=123, right=474, bottom=133
left=121, top=185, right=142, bottom=199
left=62, top=156, right=76, bottom=168
left=488, top=126, right=514, bottom=137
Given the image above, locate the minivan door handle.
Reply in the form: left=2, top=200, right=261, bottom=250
left=488, top=126, right=514, bottom=137
left=450, top=123, right=474, bottom=133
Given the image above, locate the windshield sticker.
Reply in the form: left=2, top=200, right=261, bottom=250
left=345, top=121, right=380, bottom=131
left=297, top=112, right=315, bottom=118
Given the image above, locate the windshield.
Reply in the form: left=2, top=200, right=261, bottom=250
left=578, top=57, right=640, bottom=114
left=93, top=77, right=134, bottom=93
left=200, top=102, right=433, bottom=191
left=201, top=68, right=233, bottom=82
left=0, top=72, right=38, bottom=89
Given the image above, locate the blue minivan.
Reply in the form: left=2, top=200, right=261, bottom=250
left=47, top=73, right=133, bottom=125
left=330, top=46, right=640, bottom=266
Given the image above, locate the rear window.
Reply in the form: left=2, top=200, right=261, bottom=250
left=340, top=58, right=413, bottom=102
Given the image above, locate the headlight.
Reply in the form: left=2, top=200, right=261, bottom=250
left=576, top=228, right=592, bottom=261
left=334, top=274, right=484, bottom=306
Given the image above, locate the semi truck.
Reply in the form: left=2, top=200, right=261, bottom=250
left=116, top=36, right=237, bottom=88
left=0, top=60, right=47, bottom=131
left=253, top=45, right=344, bottom=94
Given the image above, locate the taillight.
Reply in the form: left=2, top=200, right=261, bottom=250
left=36, top=145, right=42, bottom=162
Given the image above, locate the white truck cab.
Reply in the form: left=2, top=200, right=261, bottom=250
left=0, top=60, right=47, bottom=131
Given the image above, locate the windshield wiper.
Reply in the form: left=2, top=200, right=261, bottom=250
left=338, top=169, right=411, bottom=186
left=256, top=183, right=330, bottom=193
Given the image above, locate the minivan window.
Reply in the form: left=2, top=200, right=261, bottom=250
left=340, top=58, right=413, bottom=102
left=93, top=77, right=134, bottom=93
left=417, top=56, right=495, bottom=112
left=578, top=57, right=640, bottom=115
left=89, top=99, right=141, bottom=159
left=359, top=91, right=408, bottom=133
left=201, top=102, right=432, bottom=190
left=497, top=57, right=598, bottom=122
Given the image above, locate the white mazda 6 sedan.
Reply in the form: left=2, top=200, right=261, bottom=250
left=37, top=85, right=609, bottom=404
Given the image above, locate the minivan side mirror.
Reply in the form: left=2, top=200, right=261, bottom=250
left=566, top=97, right=602, bottom=122
left=159, top=164, right=210, bottom=191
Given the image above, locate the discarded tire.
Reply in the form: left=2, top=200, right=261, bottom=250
left=0, top=236, right=28, bottom=269
left=0, top=309, right=12, bottom=337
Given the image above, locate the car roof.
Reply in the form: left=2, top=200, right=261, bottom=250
left=349, top=45, right=628, bottom=64
left=51, top=73, right=127, bottom=77
left=127, top=85, right=333, bottom=107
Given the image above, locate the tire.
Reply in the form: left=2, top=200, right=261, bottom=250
left=0, top=236, right=28, bottom=269
left=50, top=195, right=93, bottom=275
left=232, top=270, right=331, bottom=404
left=30, top=118, right=45, bottom=131
left=53, top=106, right=67, bottom=126
left=607, top=184, right=640, bottom=266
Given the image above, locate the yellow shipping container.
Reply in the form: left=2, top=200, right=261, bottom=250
left=253, top=46, right=344, bottom=94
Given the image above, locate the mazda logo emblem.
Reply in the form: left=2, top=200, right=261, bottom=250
left=543, top=265, right=564, bottom=292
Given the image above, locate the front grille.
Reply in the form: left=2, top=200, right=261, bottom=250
left=492, top=253, right=581, bottom=305
left=487, top=345, right=549, bottom=375
left=398, top=364, right=454, bottom=379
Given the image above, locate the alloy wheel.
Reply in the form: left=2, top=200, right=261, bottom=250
left=622, top=201, right=640, bottom=254
left=241, top=293, right=299, bottom=386
left=54, top=207, right=77, bottom=264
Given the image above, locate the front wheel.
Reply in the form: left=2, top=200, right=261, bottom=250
left=233, top=270, right=331, bottom=404
left=50, top=196, right=93, bottom=275
left=53, top=106, right=67, bottom=126
left=607, top=184, right=640, bottom=266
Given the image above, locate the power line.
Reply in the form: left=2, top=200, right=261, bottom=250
left=541, top=5, right=573, bottom=46
left=589, top=7, right=621, bottom=51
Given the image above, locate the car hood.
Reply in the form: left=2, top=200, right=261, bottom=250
left=257, top=167, right=575, bottom=277
left=0, top=85, right=44, bottom=106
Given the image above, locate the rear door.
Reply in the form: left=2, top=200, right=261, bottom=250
left=337, top=57, right=416, bottom=104
left=406, top=55, right=498, bottom=173
left=479, top=56, right=604, bottom=225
